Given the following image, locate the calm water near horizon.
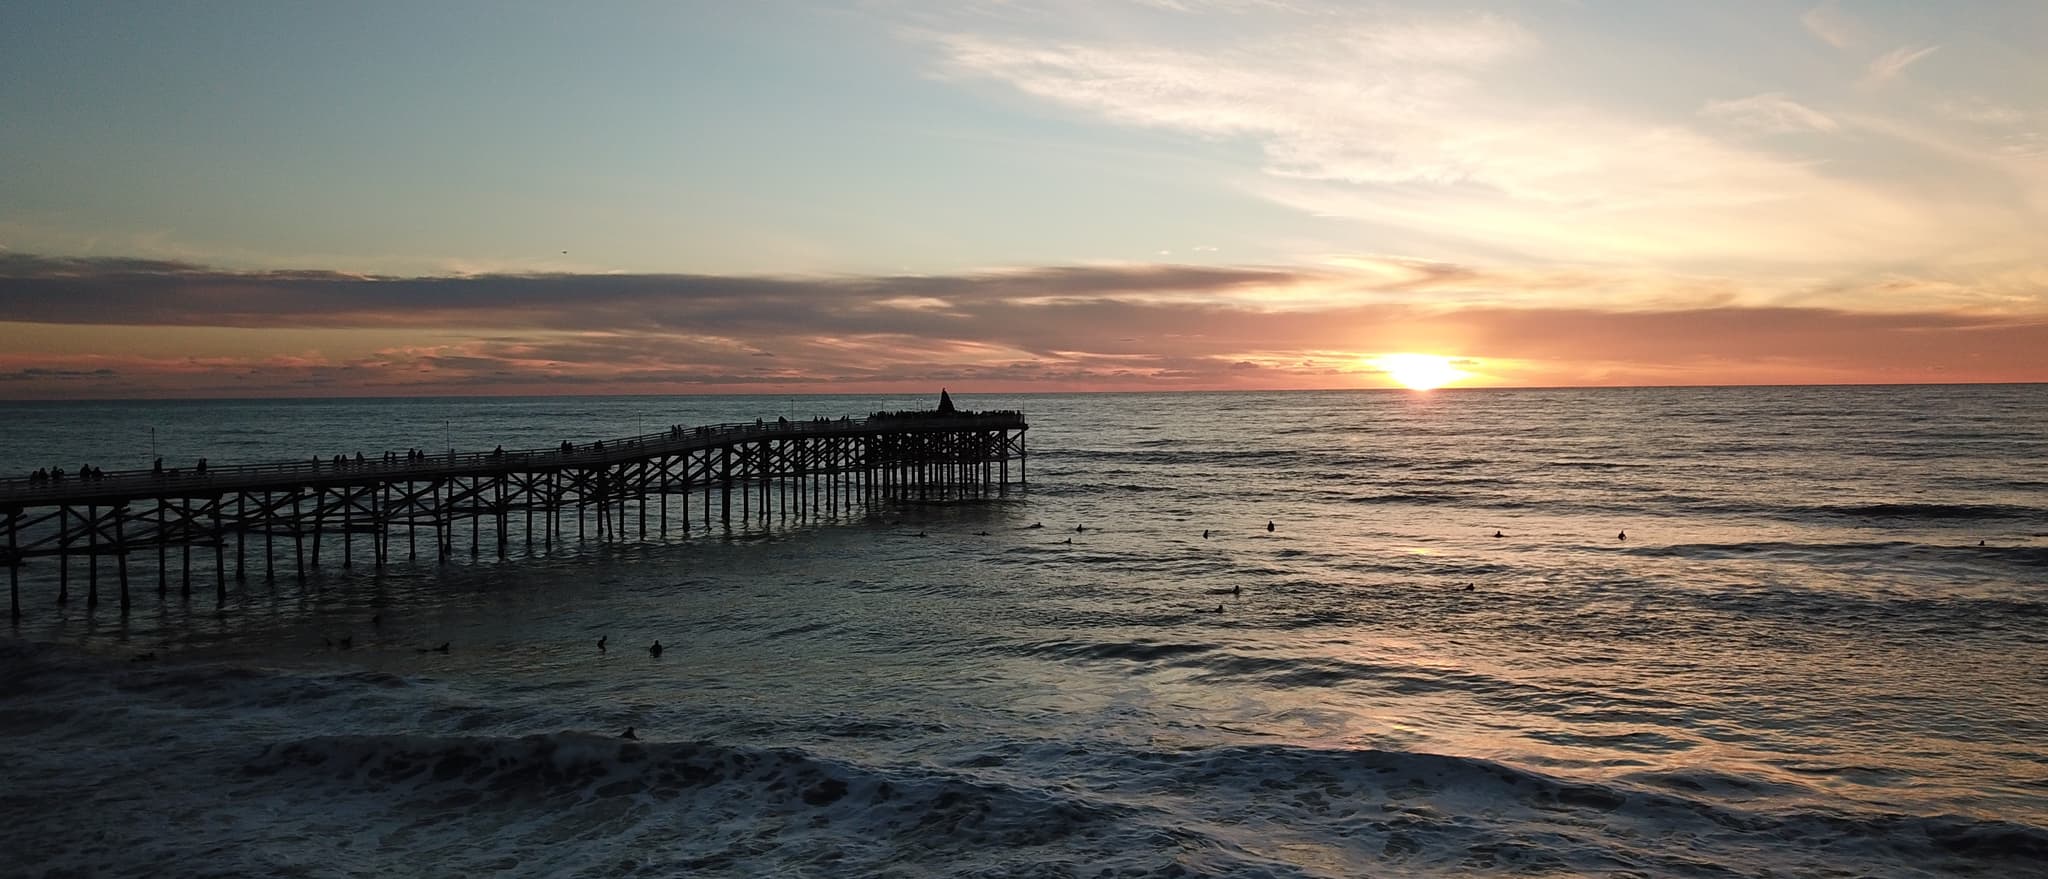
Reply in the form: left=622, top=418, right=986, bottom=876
left=3, top=385, right=2045, bottom=877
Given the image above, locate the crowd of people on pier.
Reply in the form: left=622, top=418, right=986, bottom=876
left=18, top=397, right=1001, bottom=488
left=25, top=464, right=108, bottom=484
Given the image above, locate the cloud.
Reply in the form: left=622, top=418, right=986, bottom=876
left=921, top=9, right=2037, bottom=273
left=1801, top=1, right=1857, bottom=49
left=1934, top=96, right=2027, bottom=127
left=1700, top=93, right=1839, bottom=134
left=1864, top=44, right=1939, bottom=85
left=931, top=14, right=1531, bottom=188
left=0, top=253, right=2043, bottom=396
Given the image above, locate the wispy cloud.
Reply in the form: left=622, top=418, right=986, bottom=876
left=1934, top=95, right=2027, bottom=127
left=931, top=14, right=1530, bottom=188
left=920, top=8, right=2035, bottom=273
left=1864, top=43, right=1939, bottom=85
left=1701, top=93, right=1839, bottom=134
left=1801, top=1, right=1857, bottom=49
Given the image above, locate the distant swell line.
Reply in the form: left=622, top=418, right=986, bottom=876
left=1811, top=502, right=2041, bottom=521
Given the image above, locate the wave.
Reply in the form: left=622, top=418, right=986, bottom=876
left=238, top=727, right=2048, bottom=876
left=1810, top=502, right=2042, bottom=521
left=1630, top=540, right=2048, bottom=569
left=242, top=731, right=1176, bottom=864
left=1101, top=742, right=2048, bottom=875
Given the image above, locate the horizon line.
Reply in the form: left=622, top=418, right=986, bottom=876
left=1, top=379, right=2043, bottom=405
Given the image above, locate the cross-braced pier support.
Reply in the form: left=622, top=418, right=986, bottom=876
left=1, top=411, right=1026, bottom=621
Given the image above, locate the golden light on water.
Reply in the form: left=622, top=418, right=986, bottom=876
left=1375, top=353, right=1467, bottom=391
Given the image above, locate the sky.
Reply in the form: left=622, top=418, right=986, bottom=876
left=1, top=0, right=2043, bottom=397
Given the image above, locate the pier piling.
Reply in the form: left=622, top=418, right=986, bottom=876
left=0, top=410, right=1024, bottom=619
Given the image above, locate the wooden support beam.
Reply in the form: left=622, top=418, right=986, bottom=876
left=8, top=508, right=19, bottom=622
left=213, top=495, right=225, bottom=606
left=86, top=503, right=99, bottom=608
left=115, top=502, right=129, bottom=614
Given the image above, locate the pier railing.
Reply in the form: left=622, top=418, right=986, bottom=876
left=0, top=410, right=1026, bottom=506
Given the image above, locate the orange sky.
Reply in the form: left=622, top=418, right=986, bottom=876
left=0, top=257, right=2040, bottom=398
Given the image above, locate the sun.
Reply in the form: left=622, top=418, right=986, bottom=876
left=1375, top=353, right=1466, bottom=391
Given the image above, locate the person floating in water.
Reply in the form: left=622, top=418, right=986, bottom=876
left=1493, top=530, right=1503, bottom=538
left=1617, top=531, right=1627, bottom=541
left=597, top=635, right=608, bottom=653
left=1203, top=529, right=1210, bottom=539
left=620, top=726, right=638, bottom=740
left=1266, top=520, right=1275, bottom=533
left=649, top=640, right=664, bottom=658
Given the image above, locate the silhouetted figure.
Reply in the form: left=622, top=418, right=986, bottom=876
left=620, top=726, right=638, bottom=740
left=1267, top=520, right=1275, bottom=533
left=1493, top=530, right=1503, bottom=538
left=598, top=635, right=608, bottom=653
left=975, top=530, right=990, bottom=536
left=1027, top=522, right=1043, bottom=529
left=916, top=531, right=927, bottom=538
left=1231, top=584, right=1241, bottom=596
left=1203, top=529, right=1211, bottom=539
left=433, top=641, right=451, bottom=653
left=152, top=458, right=163, bottom=476
left=1061, top=537, right=1072, bottom=545
left=196, top=458, right=208, bottom=475
left=1617, top=531, right=1627, bottom=541
left=649, top=641, right=664, bottom=658
left=1075, top=524, right=1086, bottom=533
left=1978, top=540, right=1986, bottom=546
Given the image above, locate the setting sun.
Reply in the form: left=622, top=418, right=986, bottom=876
left=1376, top=353, right=1466, bottom=391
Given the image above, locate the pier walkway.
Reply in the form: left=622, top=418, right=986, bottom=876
left=1, top=409, right=1027, bottom=620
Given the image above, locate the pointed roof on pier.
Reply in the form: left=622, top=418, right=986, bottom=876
left=937, top=388, right=957, bottom=415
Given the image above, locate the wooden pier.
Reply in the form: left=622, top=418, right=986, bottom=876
left=0, top=409, right=1027, bottom=620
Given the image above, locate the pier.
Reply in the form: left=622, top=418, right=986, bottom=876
left=0, top=408, right=1027, bottom=620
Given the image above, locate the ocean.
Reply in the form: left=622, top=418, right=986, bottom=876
left=2, top=386, right=2044, bottom=878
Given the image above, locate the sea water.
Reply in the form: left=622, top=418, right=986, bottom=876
left=1, top=386, right=2044, bottom=877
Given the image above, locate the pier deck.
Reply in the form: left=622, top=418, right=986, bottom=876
left=1, top=410, right=1027, bottom=620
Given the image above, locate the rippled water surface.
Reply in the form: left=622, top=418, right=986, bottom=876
left=3, top=386, right=2046, bottom=877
